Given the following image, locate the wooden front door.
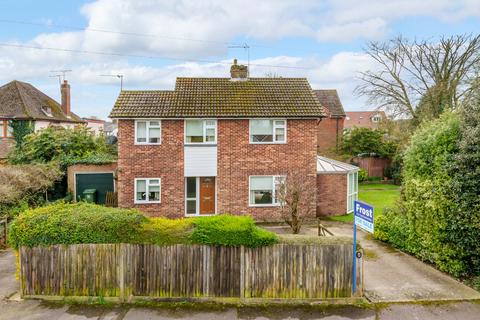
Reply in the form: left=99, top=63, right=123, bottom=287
left=199, top=177, right=215, bottom=214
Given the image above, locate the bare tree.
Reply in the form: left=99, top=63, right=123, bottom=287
left=356, top=35, right=480, bottom=124
left=277, top=172, right=316, bottom=234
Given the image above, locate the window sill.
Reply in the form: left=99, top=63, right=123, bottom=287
left=134, top=142, right=161, bottom=146
left=184, top=143, right=217, bottom=146
left=249, top=203, right=280, bottom=207
left=134, top=201, right=161, bottom=204
left=249, top=142, right=287, bottom=145
left=185, top=213, right=216, bottom=217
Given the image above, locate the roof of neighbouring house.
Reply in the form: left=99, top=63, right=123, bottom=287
left=313, top=89, right=345, bottom=118
left=344, top=111, right=387, bottom=129
left=317, top=156, right=359, bottom=174
left=110, top=77, right=325, bottom=118
left=0, top=80, right=83, bottom=123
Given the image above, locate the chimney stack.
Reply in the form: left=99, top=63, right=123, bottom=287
left=61, top=80, right=71, bottom=116
left=230, top=59, right=248, bottom=80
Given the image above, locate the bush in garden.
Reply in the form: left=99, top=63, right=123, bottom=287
left=9, top=205, right=278, bottom=249
left=341, top=127, right=397, bottom=158
left=0, top=163, right=63, bottom=219
left=374, top=111, right=465, bottom=275
left=189, top=215, right=277, bottom=247
left=8, top=202, right=147, bottom=249
left=357, top=169, right=368, bottom=182
left=447, top=88, right=480, bottom=276
left=8, top=126, right=116, bottom=166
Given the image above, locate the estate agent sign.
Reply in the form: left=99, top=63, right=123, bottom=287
left=352, top=200, right=374, bottom=294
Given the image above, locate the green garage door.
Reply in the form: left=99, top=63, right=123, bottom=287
left=75, top=173, right=114, bottom=204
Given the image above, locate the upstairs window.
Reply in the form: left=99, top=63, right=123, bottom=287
left=185, top=119, right=217, bottom=144
left=135, top=120, right=161, bottom=144
left=249, top=175, right=286, bottom=206
left=135, top=178, right=161, bottom=203
left=250, top=119, right=286, bottom=143
left=372, top=115, right=382, bottom=123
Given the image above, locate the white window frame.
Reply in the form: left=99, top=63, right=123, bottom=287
left=347, top=171, right=358, bottom=213
left=184, top=119, right=217, bottom=145
left=372, top=115, right=382, bottom=123
left=134, top=178, right=161, bottom=204
left=134, top=120, right=161, bottom=145
left=184, top=177, right=217, bottom=216
left=249, top=175, right=286, bottom=207
left=249, top=119, right=287, bottom=144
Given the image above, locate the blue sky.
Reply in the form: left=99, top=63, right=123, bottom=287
left=0, top=0, right=479, bottom=119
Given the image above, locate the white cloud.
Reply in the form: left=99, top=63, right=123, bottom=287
left=316, top=18, right=388, bottom=42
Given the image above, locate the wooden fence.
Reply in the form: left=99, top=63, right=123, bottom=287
left=19, top=243, right=362, bottom=300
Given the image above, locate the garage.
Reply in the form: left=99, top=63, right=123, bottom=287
left=75, top=173, right=114, bottom=204
left=67, top=163, right=117, bottom=205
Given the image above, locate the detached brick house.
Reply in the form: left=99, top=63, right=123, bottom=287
left=110, top=61, right=358, bottom=220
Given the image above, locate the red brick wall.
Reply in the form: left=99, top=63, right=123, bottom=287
left=217, top=119, right=318, bottom=221
left=117, top=120, right=185, bottom=218
left=317, top=117, right=344, bottom=154
left=117, top=119, right=318, bottom=221
left=316, top=174, right=348, bottom=216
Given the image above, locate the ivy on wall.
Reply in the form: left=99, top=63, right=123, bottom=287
left=10, top=120, right=34, bottom=147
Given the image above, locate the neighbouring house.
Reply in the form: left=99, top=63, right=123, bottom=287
left=109, top=60, right=358, bottom=219
left=313, top=89, right=346, bottom=154
left=83, top=116, right=106, bottom=135
left=344, top=111, right=386, bottom=130
left=0, top=80, right=84, bottom=160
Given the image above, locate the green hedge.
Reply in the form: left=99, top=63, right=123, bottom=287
left=9, top=204, right=277, bottom=249
left=189, top=215, right=277, bottom=247
left=9, top=202, right=147, bottom=249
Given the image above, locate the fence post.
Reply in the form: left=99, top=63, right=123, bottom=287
left=119, top=244, right=125, bottom=302
left=240, top=245, right=245, bottom=300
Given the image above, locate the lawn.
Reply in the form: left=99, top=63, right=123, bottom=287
left=328, top=183, right=400, bottom=223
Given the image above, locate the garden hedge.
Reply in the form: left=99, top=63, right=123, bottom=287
left=9, top=203, right=277, bottom=249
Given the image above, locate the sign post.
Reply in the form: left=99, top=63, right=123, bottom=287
left=352, top=200, right=374, bottom=295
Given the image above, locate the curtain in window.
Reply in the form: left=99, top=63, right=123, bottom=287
left=136, top=180, right=146, bottom=200
left=250, top=120, right=273, bottom=135
left=186, top=120, right=203, bottom=136
left=251, top=176, right=273, bottom=190
left=136, top=122, right=147, bottom=141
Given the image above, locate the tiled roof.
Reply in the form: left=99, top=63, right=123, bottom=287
left=313, top=89, right=345, bottom=118
left=110, top=78, right=325, bottom=118
left=344, top=111, right=387, bottom=129
left=0, top=80, right=83, bottom=123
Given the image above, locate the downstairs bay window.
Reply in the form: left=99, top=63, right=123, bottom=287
left=249, top=176, right=286, bottom=206
left=134, top=178, right=161, bottom=203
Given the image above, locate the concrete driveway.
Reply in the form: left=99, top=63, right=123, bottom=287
left=300, top=221, right=480, bottom=303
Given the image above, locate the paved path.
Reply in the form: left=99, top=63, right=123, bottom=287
left=313, top=221, right=480, bottom=302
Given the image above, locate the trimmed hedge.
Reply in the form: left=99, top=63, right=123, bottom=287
left=189, top=215, right=277, bottom=247
left=9, top=204, right=278, bottom=249
left=9, top=202, right=147, bottom=249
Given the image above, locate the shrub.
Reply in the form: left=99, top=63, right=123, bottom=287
left=189, top=215, right=277, bottom=247
left=0, top=163, right=63, bottom=219
left=8, top=202, right=147, bottom=249
left=358, top=169, right=368, bottom=182
left=9, top=205, right=278, bottom=249
left=341, top=127, right=397, bottom=158
left=141, top=218, right=194, bottom=245
left=8, top=126, right=116, bottom=166
left=375, top=112, right=466, bottom=276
